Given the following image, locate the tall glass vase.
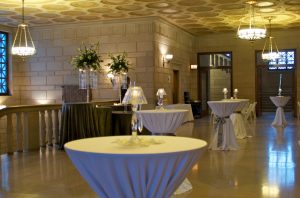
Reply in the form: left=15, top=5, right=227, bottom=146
left=79, top=69, right=98, bottom=103
left=79, top=69, right=87, bottom=89
left=89, top=69, right=98, bottom=89
left=116, top=73, right=127, bottom=104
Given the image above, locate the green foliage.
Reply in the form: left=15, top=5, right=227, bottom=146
left=106, top=52, right=130, bottom=74
left=71, top=43, right=103, bottom=71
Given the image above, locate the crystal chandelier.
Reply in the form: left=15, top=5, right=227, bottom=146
left=237, top=1, right=266, bottom=41
left=262, top=18, right=280, bottom=61
left=12, top=0, right=36, bottom=56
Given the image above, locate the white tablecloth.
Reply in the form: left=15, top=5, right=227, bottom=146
left=208, top=101, right=240, bottom=150
left=136, top=109, right=188, bottom=134
left=270, top=96, right=290, bottom=126
left=163, top=104, right=194, bottom=122
left=225, top=99, right=249, bottom=139
left=65, top=136, right=207, bottom=198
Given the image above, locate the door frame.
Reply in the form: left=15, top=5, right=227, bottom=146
left=255, top=49, right=297, bottom=116
left=197, top=51, right=233, bottom=116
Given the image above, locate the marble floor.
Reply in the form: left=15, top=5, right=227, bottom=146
left=1, top=113, right=300, bottom=198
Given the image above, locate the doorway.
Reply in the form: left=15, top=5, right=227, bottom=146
left=173, top=70, right=179, bottom=104
left=198, top=52, right=232, bottom=116
left=255, top=49, right=297, bottom=115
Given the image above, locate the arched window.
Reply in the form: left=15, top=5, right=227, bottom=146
left=0, top=31, right=9, bottom=95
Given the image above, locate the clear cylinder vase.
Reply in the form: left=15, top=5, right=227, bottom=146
left=79, top=69, right=87, bottom=89
left=89, top=69, right=98, bottom=89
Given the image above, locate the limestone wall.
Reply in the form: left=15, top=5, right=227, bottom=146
left=7, top=18, right=156, bottom=105
left=153, top=19, right=196, bottom=104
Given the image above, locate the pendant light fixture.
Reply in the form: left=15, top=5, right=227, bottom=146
left=11, top=0, right=36, bottom=57
left=262, top=17, right=280, bottom=61
left=237, top=1, right=266, bottom=41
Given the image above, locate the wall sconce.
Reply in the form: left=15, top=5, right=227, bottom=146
left=163, top=54, right=173, bottom=66
left=107, top=73, right=114, bottom=79
left=190, top=64, right=197, bottom=70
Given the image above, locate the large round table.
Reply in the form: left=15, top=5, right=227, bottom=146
left=65, top=136, right=207, bottom=198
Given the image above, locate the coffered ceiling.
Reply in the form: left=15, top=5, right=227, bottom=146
left=0, top=0, right=300, bottom=35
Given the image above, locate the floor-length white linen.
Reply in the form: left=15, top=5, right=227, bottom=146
left=65, top=136, right=207, bottom=198
left=163, top=104, right=194, bottom=122
left=136, top=109, right=187, bottom=134
left=208, top=101, right=240, bottom=150
left=226, top=99, right=249, bottom=139
left=270, top=96, right=290, bottom=126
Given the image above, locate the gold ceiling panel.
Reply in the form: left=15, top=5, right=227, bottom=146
left=88, top=8, right=114, bottom=13
left=52, top=18, right=76, bottom=23
left=186, top=6, right=214, bottom=12
left=195, top=12, right=219, bottom=17
left=177, top=0, right=207, bottom=6
left=0, top=0, right=299, bottom=35
left=35, top=13, right=61, bottom=18
left=158, top=9, right=181, bottom=14
left=70, top=1, right=99, bottom=8
left=168, top=14, right=191, bottom=19
left=146, top=3, right=171, bottom=8
left=285, top=0, right=300, bottom=6
left=129, top=11, right=154, bottom=16
left=61, top=11, right=87, bottom=16
left=176, top=19, right=198, bottom=23
left=15, top=7, right=42, bottom=13
left=0, top=10, right=17, bottom=15
left=102, top=13, right=126, bottom=18
left=31, top=19, right=52, bottom=25
left=76, top=15, right=101, bottom=20
left=116, top=5, right=143, bottom=11
left=0, top=3, right=19, bottom=8
left=42, top=4, right=70, bottom=11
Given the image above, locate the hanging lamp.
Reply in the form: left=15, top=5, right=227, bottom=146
left=262, top=17, right=280, bottom=61
left=11, top=0, right=36, bottom=56
left=237, top=1, right=266, bottom=41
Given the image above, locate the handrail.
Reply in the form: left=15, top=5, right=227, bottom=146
left=0, top=104, right=62, bottom=118
left=0, top=100, right=118, bottom=154
left=0, top=100, right=119, bottom=118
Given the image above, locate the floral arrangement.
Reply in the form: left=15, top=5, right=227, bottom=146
left=71, top=43, right=102, bottom=71
left=106, top=52, right=130, bottom=74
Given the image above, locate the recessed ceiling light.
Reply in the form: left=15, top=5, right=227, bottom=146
left=256, top=1, right=275, bottom=7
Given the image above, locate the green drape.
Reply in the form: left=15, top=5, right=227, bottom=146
left=59, top=103, right=112, bottom=149
left=112, top=111, right=132, bottom=136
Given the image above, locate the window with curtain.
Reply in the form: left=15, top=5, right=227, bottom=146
left=0, top=31, right=9, bottom=95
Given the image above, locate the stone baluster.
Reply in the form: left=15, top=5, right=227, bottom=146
left=53, top=109, right=60, bottom=145
left=23, top=112, right=29, bottom=152
left=16, top=112, right=23, bottom=152
left=6, top=113, right=14, bottom=154
left=46, top=110, right=53, bottom=146
left=39, top=110, right=46, bottom=147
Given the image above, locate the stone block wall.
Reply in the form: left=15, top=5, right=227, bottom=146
left=153, top=19, right=197, bottom=104
left=8, top=19, right=156, bottom=106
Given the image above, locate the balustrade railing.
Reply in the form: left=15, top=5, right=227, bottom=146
left=0, top=100, right=118, bottom=155
left=0, top=104, right=62, bottom=154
